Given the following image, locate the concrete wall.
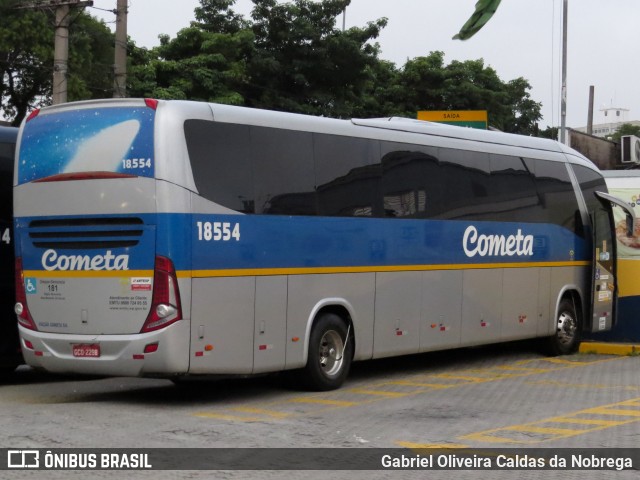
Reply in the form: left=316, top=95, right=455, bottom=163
left=567, top=128, right=620, bottom=170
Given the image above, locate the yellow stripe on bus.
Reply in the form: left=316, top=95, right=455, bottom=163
left=23, top=270, right=154, bottom=278
left=187, top=261, right=589, bottom=278
left=23, top=260, right=589, bottom=279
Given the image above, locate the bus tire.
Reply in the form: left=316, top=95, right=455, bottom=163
left=547, top=298, right=581, bottom=355
left=303, top=313, right=353, bottom=391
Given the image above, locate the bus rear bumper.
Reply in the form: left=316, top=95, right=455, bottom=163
left=17, top=321, right=190, bottom=377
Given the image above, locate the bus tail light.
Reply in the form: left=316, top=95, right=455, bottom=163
left=14, top=258, right=37, bottom=331
left=144, top=98, right=159, bottom=110
left=26, top=108, right=40, bottom=122
left=141, top=256, right=182, bottom=333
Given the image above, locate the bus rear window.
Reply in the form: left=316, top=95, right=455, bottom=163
left=18, top=107, right=155, bottom=184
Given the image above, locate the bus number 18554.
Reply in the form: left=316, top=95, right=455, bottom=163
left=196, top=221, right=241, bottom=242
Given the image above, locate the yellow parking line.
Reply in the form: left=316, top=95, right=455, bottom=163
left=585, top=407, right=640, bottom=417
left=347, top=388, right=410, bottom=398
left=461, top=432, right=523, bottom=444
left=538, top=357, right=584, bottom=365
left=231, top=407, right=291, bottom=418
left=194, top=412, right=263, bottom=422
left=548, top=417, right=625, bottom=427
left=495, top=365, right=551, bottom=373
left=505, top=425, right=584, bottom=436
left=385, top=380, right=454, bottom=389
left=287, top=397, right=359, bottom=407
left=397, top=442, right=469, bottom=450
left=460, top=396, right=640, bottom=445
left=432, top=374, right=486, bottom=382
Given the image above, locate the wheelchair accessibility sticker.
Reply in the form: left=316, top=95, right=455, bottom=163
left=25, top=278, right=37, bottom=295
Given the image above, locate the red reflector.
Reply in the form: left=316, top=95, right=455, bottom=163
left=195, top=351, right=204, bottom=357
left=26, top=108, right=40, bottom=122
left=259, top=345, right=267, bottom=351
left=34, top=172, right=136, bottom=183
left=144, top=343, right=159, bottom=354
left=24, top=340, right=34, bottom=350
left=144, top=98, right=159, bottom=110
left=35, top=351, right=43, bottom=357
left=133, top=354, right=144, bottom=360
left=15, top=257, right=37, bottom=331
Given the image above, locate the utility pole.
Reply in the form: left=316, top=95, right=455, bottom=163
left=560, top=0, right=568, bottom=144
left=587, top=85, right=594, bottom=136
left=17, top=1, right=94, bottom=105
left=113, top=0, right=128, bottom=98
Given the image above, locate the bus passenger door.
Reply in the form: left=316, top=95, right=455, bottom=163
left=591, top=192, right=635, bottom=333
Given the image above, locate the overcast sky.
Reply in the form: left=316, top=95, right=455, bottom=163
left=89, top=0, right=640, bottom=130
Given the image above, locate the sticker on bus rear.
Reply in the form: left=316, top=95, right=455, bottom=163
left=18, top=106, right=155, bottom=184
left=131, top=277, right=152, bottom=291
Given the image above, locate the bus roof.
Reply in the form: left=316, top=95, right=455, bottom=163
left=25, top=98, right=600, bottom=172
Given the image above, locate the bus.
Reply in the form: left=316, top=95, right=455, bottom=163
left=13, top=99, right=634, bottom=390
left=592, top=170, right=640, bottom=342
left=0, top=125, right=21, bottom=374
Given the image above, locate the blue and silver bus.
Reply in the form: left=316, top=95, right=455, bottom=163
left=13, top=99, right=634, bottom=390
left=0, top=125, right=21, bottom=374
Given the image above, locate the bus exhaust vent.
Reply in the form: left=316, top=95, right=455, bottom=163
left=28, top=217, right=144, bottom=250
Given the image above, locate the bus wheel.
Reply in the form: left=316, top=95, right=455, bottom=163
left=547, top=298, right=581, bottom=355
left=303, top=313, right=353, bottom=391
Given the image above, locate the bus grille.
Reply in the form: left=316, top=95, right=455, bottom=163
left=28, top=217, right=144, bottom=250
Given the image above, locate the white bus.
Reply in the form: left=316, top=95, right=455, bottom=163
left=13, top=99, right=634, bottom=390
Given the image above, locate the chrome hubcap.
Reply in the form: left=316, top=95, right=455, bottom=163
left=557, top=310, right=577, bottom=346
left=318, top=330, right=344, bottom=377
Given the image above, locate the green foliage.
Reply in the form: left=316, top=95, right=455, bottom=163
left=0, top=0, right=53, bottom=124
left=609, top=123, right=640, bottom=143
left=245, top=0, right=386, bottom=117
left=2, top=0, right=544, bottom=135
left=538, top=126, right=559, bottom=140
left=0, top=1, right=115, bottom=125
left=393, top=52, right=541, bottom=132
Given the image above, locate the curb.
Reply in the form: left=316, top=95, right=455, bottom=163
left=579, top=341, right=640, bottom=356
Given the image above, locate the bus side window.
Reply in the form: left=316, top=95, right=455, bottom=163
left=251, top=127, right=316, bottom=216
left=314, top=134, right=381, bottom=218
left=379, top=144, right=438, bottom=219
left=184, top=120, right=255, bottom=213
left=532, top=159, right=581, bottom=235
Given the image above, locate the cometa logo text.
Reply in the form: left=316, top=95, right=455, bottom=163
left=463, top=225, right=534, bottom=258
left=41, top=249, right=130, bottom=271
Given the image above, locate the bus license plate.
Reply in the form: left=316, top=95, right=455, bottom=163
left=72, top=344, right=100, bottom=358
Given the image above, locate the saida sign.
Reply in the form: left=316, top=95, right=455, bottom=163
left=418, top=110, right=488, bottom=129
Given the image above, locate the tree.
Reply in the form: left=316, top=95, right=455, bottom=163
left=609, top=123, right=640, bottom=143
left=245, top=0, right=387, bottom=117
left=0, top=0, right=53, bottom=125
left=0, top=0, right=116, bottom=125
left=129, top=0, right=254, bottom=103
left=394, top=51, right=541, bottom=133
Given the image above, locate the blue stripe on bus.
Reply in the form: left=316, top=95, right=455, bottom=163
left=16, top=213, right=590, bottom=273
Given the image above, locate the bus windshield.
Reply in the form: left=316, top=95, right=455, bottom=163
left=18, top=106, right=155, bottom=184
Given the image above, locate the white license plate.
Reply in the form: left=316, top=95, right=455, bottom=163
left=72, top=344, right=100, bottom=358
